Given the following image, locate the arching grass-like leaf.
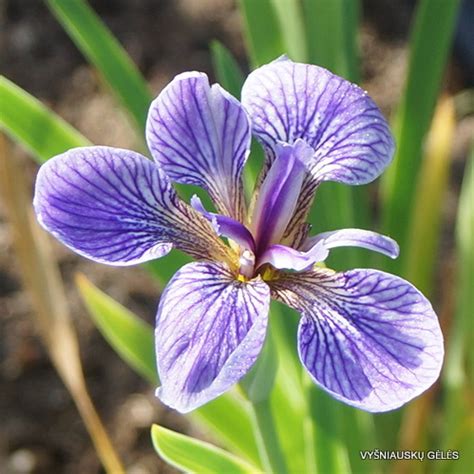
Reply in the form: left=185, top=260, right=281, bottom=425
left=46, top=0, right=152, bottom=134
left=0, top=76, right=89, bottom=162
left=76, top=273, right=157, bottom=384
left=151, top=425, right=262, bottom=474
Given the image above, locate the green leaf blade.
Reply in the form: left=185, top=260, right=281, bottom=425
left=191, top=394, right=262, bottom=468
left=269, top=0, right=308, bottom=62
left=151, top=425, right=261, bottom=474
left=210, top=40, right=245, bottom=99
left=303, top=0, right=360, bottom=82
left=46, top=0, right=152, bottom=133
left=0, top=76, right=89, bottom=162
left=269, top=302, right=310, bottom=474
left=381, top=0, right=461, bottom=261
left=238, top=0, right=285, bottom=68
left=76, top=273, right=157, bottom=384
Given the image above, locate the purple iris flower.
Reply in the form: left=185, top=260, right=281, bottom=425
left=33, top=58, right=443, bottom=413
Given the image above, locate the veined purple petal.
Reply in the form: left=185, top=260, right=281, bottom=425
left=155, top=261, right=270, bottom=413
left=304, top=229, right=400, bottom=259
left=272, top=268, right=443, bottom=412
left=258, top=242, right=328, bottom=271
left=241, top=57, right=395, bottom=186
left=34, top=147, right=231, bottom=265
left=146, top=72, right=251, bottom=221
left=251, top=140, right=313, bottom=254
left=191, top=195, right=256, bottom=253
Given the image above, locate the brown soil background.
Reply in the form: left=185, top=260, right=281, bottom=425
left=1, top=1, right=472, bottom=473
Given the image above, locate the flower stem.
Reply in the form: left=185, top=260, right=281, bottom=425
left=240, top=321, right=288, bottom=473
left=249, top=397, right=288, bottom=474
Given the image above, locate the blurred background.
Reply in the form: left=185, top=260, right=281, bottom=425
left=1, top=0, right=472, bottom=473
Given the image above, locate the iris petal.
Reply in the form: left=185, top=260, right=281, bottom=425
left=191, top=195, right=256, bottom=252
left=251, top=140, right=313, bottom=253
left=304, top=228, right=400, bottom=259
left=258, top=242, right=328, bottom=271
left=272, top=268, right=443, bottom=412
left=242, top=57, right=395, bottom=186
left=146, top=72, right=251, bottom=221
left=34, top=147, right=230, bottom=265
left=155, top=261, right=270, bottom=413
left=280, top=176, right=318, bottom=247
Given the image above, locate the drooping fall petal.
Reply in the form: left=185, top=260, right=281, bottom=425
left=272, top=268, right=443, bottom=412
left=34, top=147, right=230, bottom=265
left=156, top=261, right=270, bottom=413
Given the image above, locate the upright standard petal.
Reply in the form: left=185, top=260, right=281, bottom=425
left=146, top=72, right=251, bottom=220
left=251, top=140, right=313, bottom=254
left=272, top=268, right=443, bottom=412
left=241, top=58, right=395, bottom=186
left=34, top=147, right=230, bottom=265
left=156, top=261, right=270, bottom=413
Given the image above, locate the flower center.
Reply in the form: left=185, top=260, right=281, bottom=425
left=192, top=140, right=315, bottom=280
left=238, top=249, right=255, bottom=279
